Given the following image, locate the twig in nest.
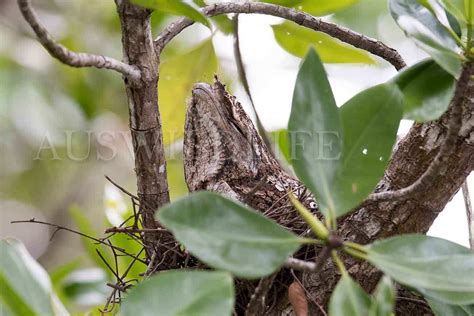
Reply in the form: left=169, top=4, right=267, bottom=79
left=245, top=274, right=277, bottom=316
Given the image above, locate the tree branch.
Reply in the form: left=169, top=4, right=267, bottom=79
left=17, top=0, right=141, bottom=80
left=154, top=2, right=406, bottom=70
left=369, top=63, right=473, bottom=202
left=285, top=257, right=318, bottom=272
left=245, top=274, right=276, bottom=316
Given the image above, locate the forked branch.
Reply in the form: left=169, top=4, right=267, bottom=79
left=369, top=63, right=473, bottom=202
left=17, top=0, right=141, bottom=80
left=155, top=2, right=406, bottom=70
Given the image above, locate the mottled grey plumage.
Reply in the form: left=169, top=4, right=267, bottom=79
left=183, top=77, right=316, bottom=234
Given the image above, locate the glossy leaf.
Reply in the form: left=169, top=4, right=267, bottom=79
left=428, top=299, right=474, bottom=316
left=367, top=235, right=474, bottom=305
left=329, top=274, right=371, bottom=316
left=0, top=238, right=68, bottom=316
left=272, top=22, right=375, bottom=64
left=419, top=287, right=474, bottom=306
left=439, top=0, right=467, bottom=24
left=261, top=0, right=358, bottom=16
left=121, top=271, right=234, bottom=316
left=332, top=83, right=402, bottom=216
left=390, top=0, right=462, bottom=77
left=289, top=50, right=402, bottom=219
left=289, top=48, right=342, bottom=219
left=159, top=39, right=218, bottom=144
left=393, top=58, right=456, bottom=122
left=369, top=276, right=396, bottom=316
left=157, top=191, right=301, bottom=279
left=132, top=0, right=210, bottom=28
left=446, top=8, right=463, bottom=38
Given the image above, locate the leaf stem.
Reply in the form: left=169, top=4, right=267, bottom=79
left=344, top=241, right=368, bottom=254
left=331, top=251, right=347, bottom=276
left=342, top=246, right=368, bottom=261
left=289, top=193, right=329, bottom=240
left=298, top=238, right=325, bottom=245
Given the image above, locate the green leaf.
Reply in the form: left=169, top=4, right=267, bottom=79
left=289, top=48, right=341, bottom=220
left=271, top=22, right=375, bottom=64
left=0, top=238, right=68, bottom=316
left=369, top=276, right=396, bottom=316
left=428, top=299, right=474, bottom=316
left=392, top=58, right=456, bottom=122
left=332, top=83, right=402, bottom=216
left=367, top=235, right=474, bottom=305
left=132, top=0, right=210, bottom=28
left=390, top=0, right=462, bottom=77
left=159, top=39, right=218, bottom=144
left=157, top=191, right=301, bottom=279
left=289, top=49, right=402, bottom=219
left=297, top=0, right=360, bottom=16
left=446, top=8, right=463, bottom=38
left=261, top=0, right=359, bottom=16
left=121, top=270, right=234, bottom=316
left=329, top=274, right=372, bottom=316
left=419, top=287, right=474, bottom=306
left=440, top=0, right=467, bottom=24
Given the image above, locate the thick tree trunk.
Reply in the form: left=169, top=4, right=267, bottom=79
left=115, top=0, right=171, bottom=262
left=273, top=80, right=474, bottom=315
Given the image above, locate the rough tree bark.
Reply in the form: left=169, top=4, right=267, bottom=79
left=114, top=0, right=171, bottom=263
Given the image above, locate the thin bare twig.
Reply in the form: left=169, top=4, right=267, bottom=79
left=17, top=0, right=140, bottom=80
left=105, top=226, right=168, bottom=234
left=285, top=257, right=318, bottom=272
left=245, top=274, right=277, bottom=316
left=369, top=63, right=473, bottom=202
left=462, top=181, right=474, bottom=249
left=155, top=2, right=406, bottom=70
left=11, top=219, right=147, bottom=265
